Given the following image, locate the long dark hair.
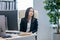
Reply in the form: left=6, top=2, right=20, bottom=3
left=25, top=7, right=34, bottom=22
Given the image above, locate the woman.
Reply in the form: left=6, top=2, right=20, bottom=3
left=20, top=7, right=38, bottom=33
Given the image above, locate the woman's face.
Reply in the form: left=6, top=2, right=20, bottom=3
left=29, top=9, right=34, bottom=17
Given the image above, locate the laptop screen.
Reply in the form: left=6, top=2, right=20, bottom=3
left=0, top=11, right=18, bottom=30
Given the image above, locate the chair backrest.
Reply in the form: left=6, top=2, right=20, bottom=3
left=18, top=10, right=38, bottom=30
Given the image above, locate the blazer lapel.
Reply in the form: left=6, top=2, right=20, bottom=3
left=24, top=18, right=27, bottom=32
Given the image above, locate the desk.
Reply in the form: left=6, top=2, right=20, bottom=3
left=0, top=33, right=37, bottom=40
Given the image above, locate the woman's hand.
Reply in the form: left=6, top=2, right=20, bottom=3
left=19, top=32, right=32, bottom=36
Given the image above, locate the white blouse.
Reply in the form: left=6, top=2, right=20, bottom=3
left=26, top=18, right=31, bottom=32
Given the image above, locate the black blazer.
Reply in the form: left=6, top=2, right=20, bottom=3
left=20, top=18, right=38, bottom=33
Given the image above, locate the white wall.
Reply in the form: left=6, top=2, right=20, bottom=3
left=33, top=0, right=54, bottom=40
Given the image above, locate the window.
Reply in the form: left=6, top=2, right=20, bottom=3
left=16, top=0, right=33, bottom=10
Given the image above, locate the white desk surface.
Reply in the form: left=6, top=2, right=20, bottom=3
left=0, top=33, right=37, bottom=40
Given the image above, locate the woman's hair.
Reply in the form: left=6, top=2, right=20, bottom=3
left=25, top=7, right=34, bottom=20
